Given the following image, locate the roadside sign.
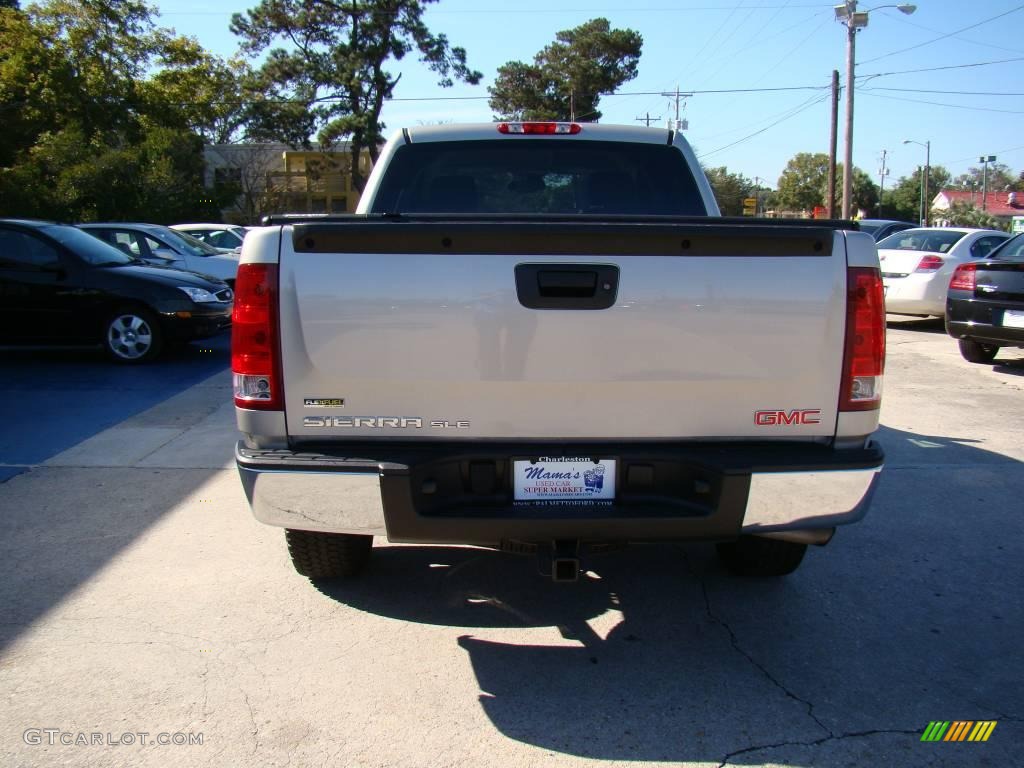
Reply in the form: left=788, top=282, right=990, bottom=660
left=743, top=197, right=757, bottom=216
left=1012, top=216, right=1024, bottom=234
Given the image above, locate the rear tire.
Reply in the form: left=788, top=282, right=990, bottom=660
left=284, top=530, right=373, bottom=579
left=716, top=536, right=807, bottom=577
left=958, top=339, right=999, bottom=363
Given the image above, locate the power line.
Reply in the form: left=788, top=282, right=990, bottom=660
left=857, top=90, right=1024, bottom=115
left=857, top=56, right=1024, bottom=79
left=859, top=5, right=1024, bottom=65
left=161, top=4, right=837, bottom=16
left=697, top=92, right=829, bottom=159
left=879, top=11, right=1024, bottom=57
left=939, top=145, right=1024, bottom=167
left=864, top=87, right=1024, bottom=97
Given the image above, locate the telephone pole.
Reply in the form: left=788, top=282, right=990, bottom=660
left=660, top=86, right=693, bottom=131
left=878, top=149, right=889, bottom=218
left=827, top=70, right=839, bottom=219
left=635, top=113, right=661, bottom=127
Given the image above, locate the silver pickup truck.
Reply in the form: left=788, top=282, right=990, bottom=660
left=233, top=122, right=885, bottom=582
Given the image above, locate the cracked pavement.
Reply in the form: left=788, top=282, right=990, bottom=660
left=1, top=318, right=1022, bottom=767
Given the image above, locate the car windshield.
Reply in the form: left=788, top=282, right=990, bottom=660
left=159, top=228, right=222, bottom=256
left=857, top=222, right=881, bottom=236
left=49, top=225, right=137, bottom=266
left=992, top=233, right=1024, bottom=262
left=877, top=230, right=966, bottom=253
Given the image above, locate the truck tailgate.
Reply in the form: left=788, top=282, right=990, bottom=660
left=278, top=221, right=847, bottom=441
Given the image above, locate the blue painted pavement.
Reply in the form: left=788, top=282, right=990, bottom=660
left=0, top=334, right=230, bottom=481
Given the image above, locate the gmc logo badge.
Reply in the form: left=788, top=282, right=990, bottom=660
left=755, top=409, right=822, bottom=426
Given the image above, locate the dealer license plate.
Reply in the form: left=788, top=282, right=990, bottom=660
left=513, top=458, right=616, bottom=502
left=1002, top=309, right=1024, bottom=328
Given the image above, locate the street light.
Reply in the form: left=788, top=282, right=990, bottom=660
left=903, top=139, right=930, bottom=226
left=979, top=154, right=996, bottom=210
left=835, top=2, right=917, bottom=219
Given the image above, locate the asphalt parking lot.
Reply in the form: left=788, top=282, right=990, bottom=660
left=1, top=321, right=1021, bottom=768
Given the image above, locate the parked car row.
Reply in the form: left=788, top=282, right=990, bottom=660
left=877, top=225, right=1022, bottom=364
left=879, top=227, right=1011, bottom=317
left=0, top=219, right=241, bottom=363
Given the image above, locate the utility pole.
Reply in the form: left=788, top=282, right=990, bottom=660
left=634, top=113, right=661, bottom=127
left=878, top=149, right=889, bottom=218
left=569, top=90, right=575, bottom=122
left=827, top=70, right=839, bottom=219
left=660, top=86, right=693, bottom=131
left=922, top=142, right=930, bottom=226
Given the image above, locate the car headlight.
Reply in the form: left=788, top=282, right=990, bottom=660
left=177, top=286, right=219, bottom=303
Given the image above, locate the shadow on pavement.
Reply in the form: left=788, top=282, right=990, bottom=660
left=885, top=316, right=945, bottom=334
left=0, top=465, right=223, bottom=654
left=0, top=334, right=230, bottom=652
left=315, top=425, right=1023, bottom=763
left=0, top=333, right=229, bottom=480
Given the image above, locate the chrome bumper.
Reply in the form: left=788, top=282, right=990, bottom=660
left=237, top=443, right=882, bottom=540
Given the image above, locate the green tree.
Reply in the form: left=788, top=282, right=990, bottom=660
left=703, top=166, right=758, bottom=216
left=884, top=166, right=951, bottom=223
left=145, top=39, right=253, bottom=145
left=0, top=1, right=19, bottom=8
left=937, top=200, right=1006, bottom=231
left=824, top=166, right=878, bottom=218
left=231, top=0, right=482, bottom=192
left=776, top=152, right=878, bottom=215
left=775, top=153, right=829, bottom=212
left=488, top=18, right=642, bottom=122
left=0, top=1, right=233, bottom=221
left=950, top=163, right=1016, bottom=194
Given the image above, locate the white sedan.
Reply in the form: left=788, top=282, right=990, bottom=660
left=171, top=223, right=250, bottom=252
left=878, top=228, right=1011, bottom=317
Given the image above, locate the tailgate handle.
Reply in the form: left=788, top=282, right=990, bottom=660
left=515, top=263, right=619, bottom=310
left=537, top=270, right=597, bottom=297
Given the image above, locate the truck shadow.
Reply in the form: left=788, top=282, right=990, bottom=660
left=314, top=424, right=1023, bottom=763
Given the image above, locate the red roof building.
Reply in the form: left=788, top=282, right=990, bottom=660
left=932, top=188, right=1024, bottom=219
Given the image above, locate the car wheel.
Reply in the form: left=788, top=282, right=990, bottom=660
left=716, top=536, right=807, bottom=577
left=104, top=309, right=163, bottom=363
left=284, top=530, right=373, bottom=579
left=958, top=339, right=999, bottom=364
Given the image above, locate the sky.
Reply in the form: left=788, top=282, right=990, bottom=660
left=153, top=0, right=1024, bottom=191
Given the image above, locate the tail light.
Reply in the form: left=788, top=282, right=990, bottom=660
left=497, top=122, right=582, bottom=135
left=949, top=263, right=977, bottom=291
left=232, top=263, right=282, bottom=410
left=914, top=254, right=944, bottom=272
left=840, top=267, right=885, bottom=412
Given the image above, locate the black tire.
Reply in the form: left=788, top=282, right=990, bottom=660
left=716, top=536, right=808, bottom=577
left=284, top=530, right=373, bottom=579
left=103, top=308, right=164, bottom=363
left=958, top=339, right=999, bottom=364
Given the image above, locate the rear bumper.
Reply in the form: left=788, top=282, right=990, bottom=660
left=946, top=295, right=1024, bottom=347
left=236, top=440, right=883, bottom=545
left=882, top=272, right=945, bottom=316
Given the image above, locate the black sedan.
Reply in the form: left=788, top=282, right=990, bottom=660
left=0, top=219, right=232, bottom=363
left=946, top=232, right=1024, bottom=363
